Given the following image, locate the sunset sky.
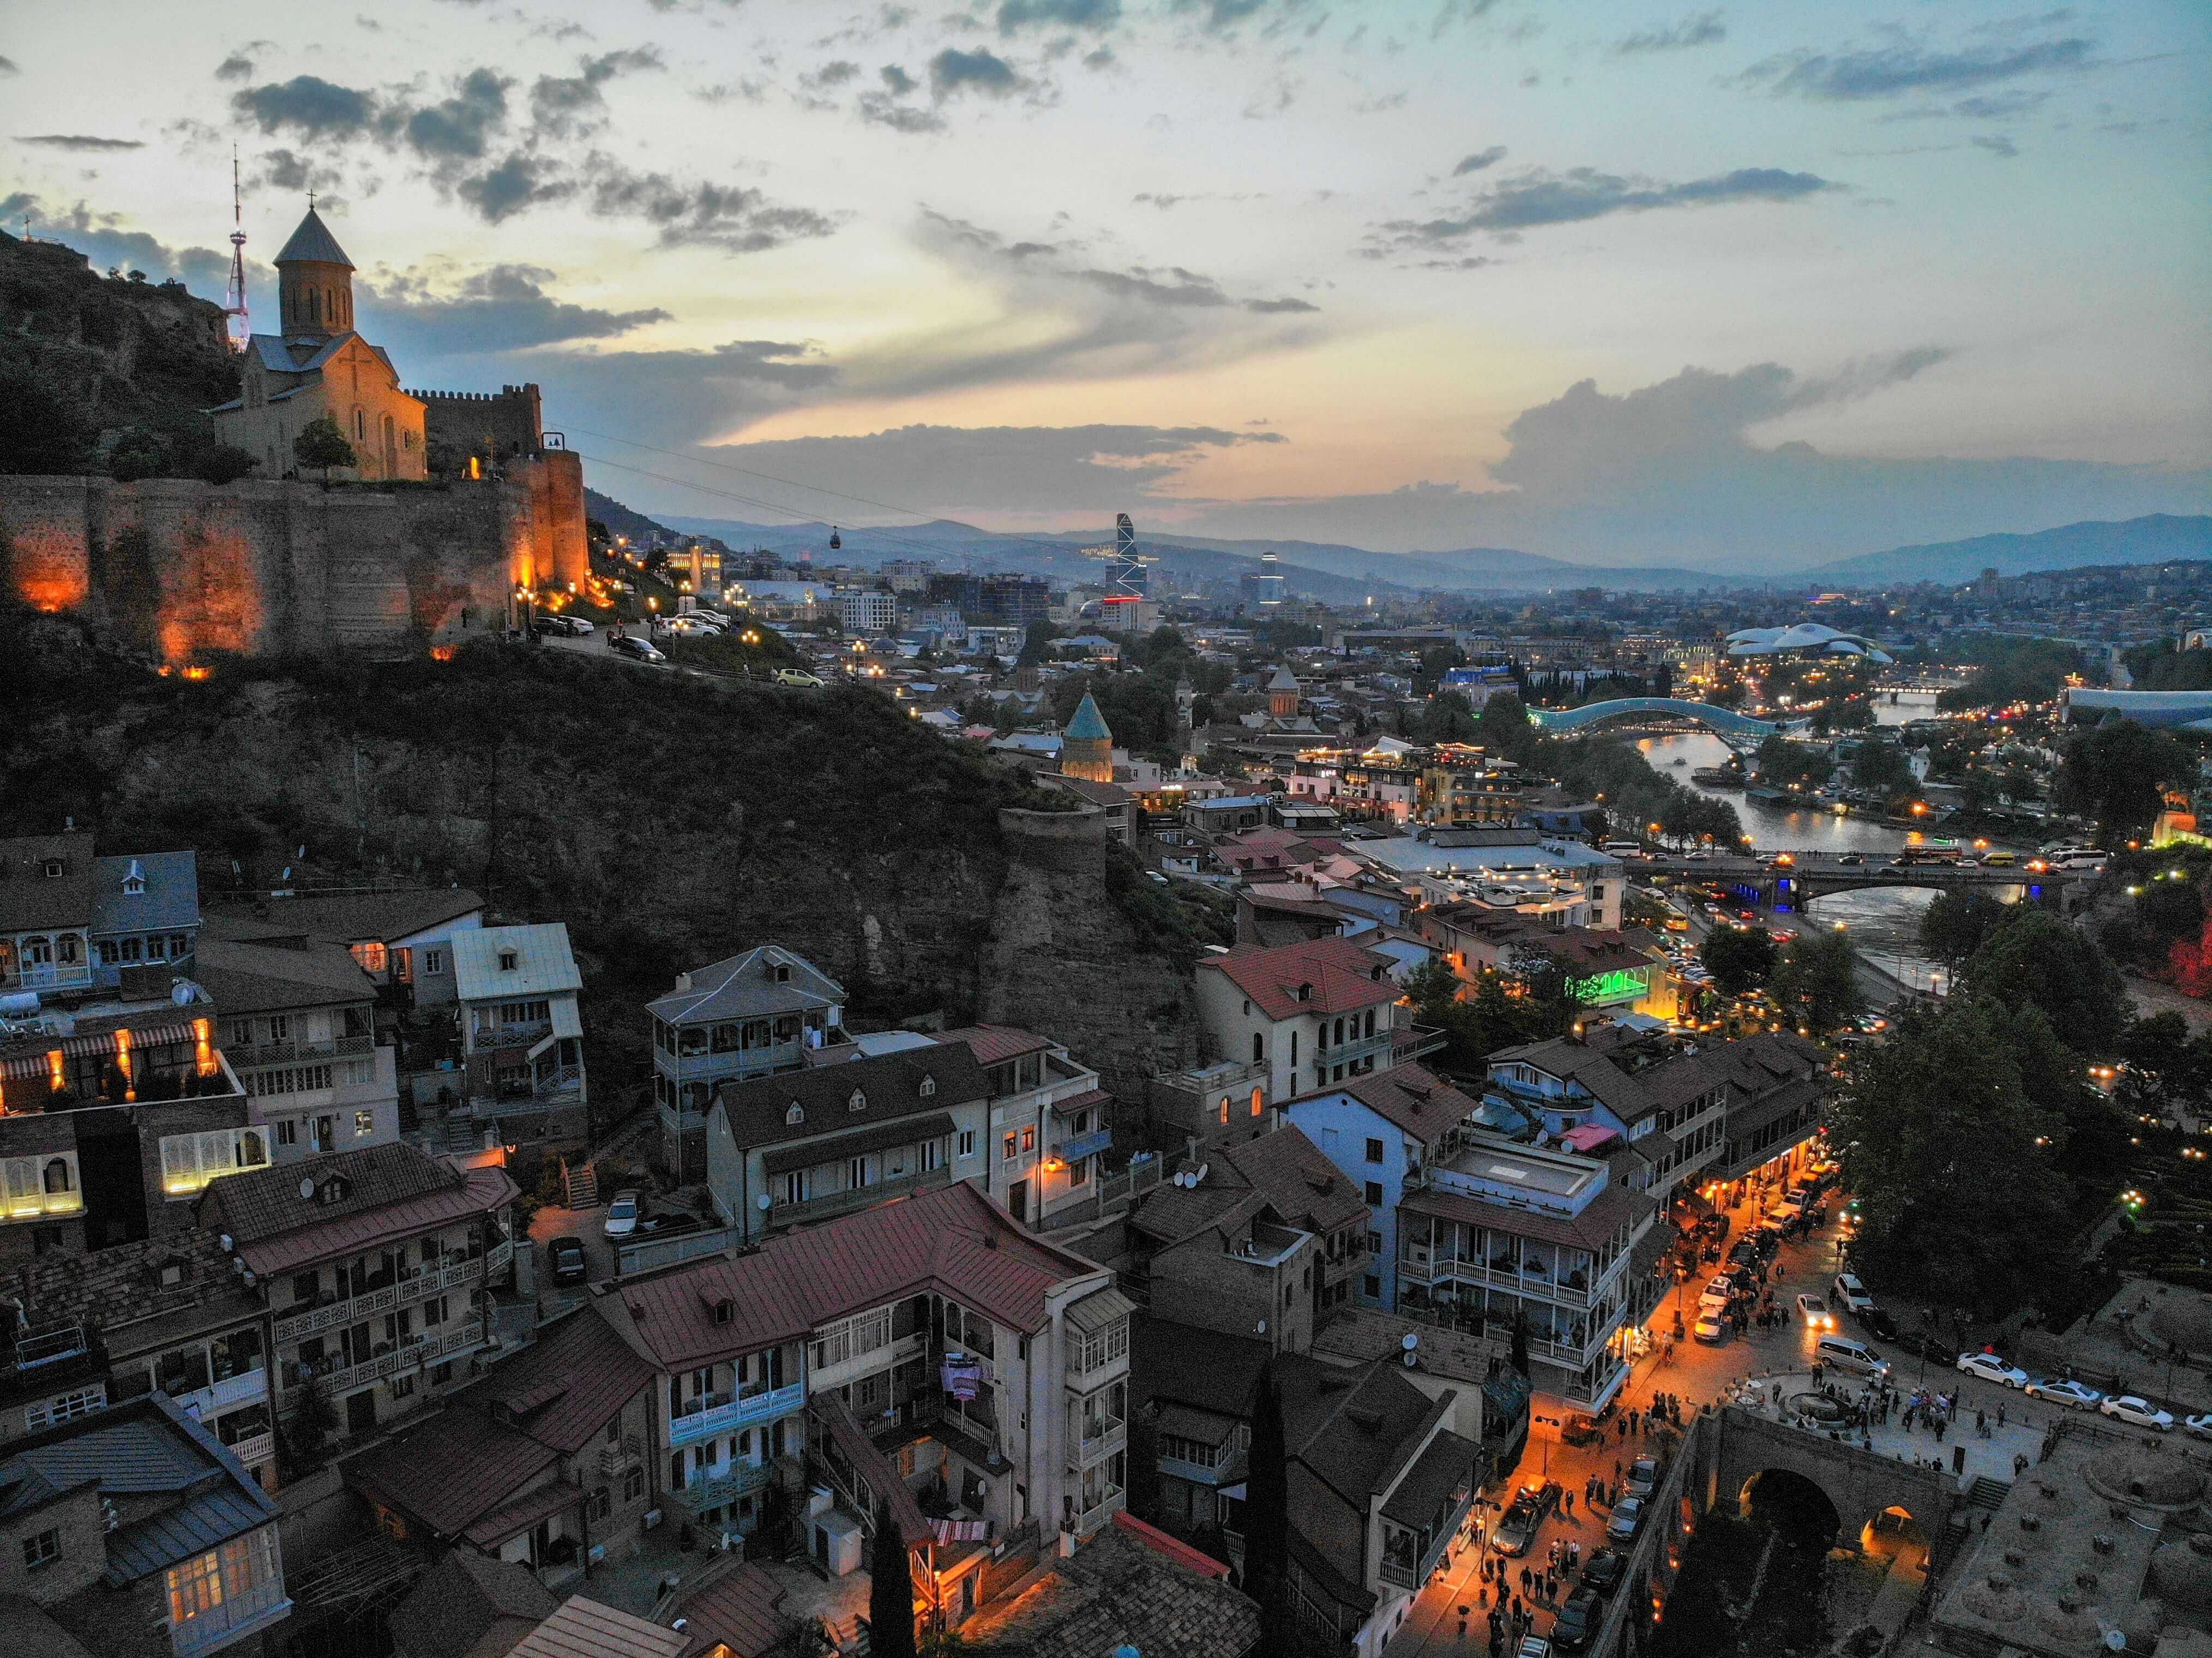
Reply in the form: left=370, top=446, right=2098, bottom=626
left=7, top=0, right=2208, bottom=568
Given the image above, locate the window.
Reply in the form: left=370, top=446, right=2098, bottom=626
left=919, top=1139, right=943, bottom=1173
left=424, top=948, right=445, bottom=975
left=355, top=1110, right=375, bottom=1138
left=1003, top=1133, right=1019, bottom=1162
left=1250, top=1088, right=1264, bottom=1119
left=957, top=1130, right=977, bottom=1158
left=158, top=1129, right=269, bottom=1198
left=276, top=1119, right=298, bottom=1147
left=245, top=1064, right=334, bottom=1098
left=847, top=1155, right=872, bottom=1191
left=1365, top=1138, right=1384, bottom=1164
left=56, top=934, right=82, bottom=965
left=1365, top=1181, right=1385, bottom=1206
left=1069, top=1157, right=1089, bottom=1186
left=25, top=1385, right=105, bottom=1432
left=918, top=1074, right=936, bottom=1097
left=1362, top=1273, right=1381, bottom=1299
left=780, top=1170, right=807, bottom=1205
left=350, top=941, right=388, bottom=974
left=785, top=1102, right=804, bottom=1125
left=848, top=1089, right=868, bottom=1113
left=811, top=1307, right=893, bottom=1369
left=390, top=1373, right=416, bottom=1401
left=623, top=1467, right=646, bottom=1503
left=498, top=950, right=518, bottom=971
left=1021, top=1127, right=1036, bottom=1154
left=1252, top=1032, right=1263, bottom=1063
left=1217, top=1098, right=1229, bottom=1127
left=22, top=1528, right=59, bottom=1570
left=1290, top=1031, right=1299, bottom=1064
left=591, top=1487, right=613, bottom=1523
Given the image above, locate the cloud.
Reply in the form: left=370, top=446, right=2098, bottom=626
left=802, top=60, right=862, bottom=89
left=880, top=63, right=917, bottom=95
left=1245, top=296, right=1319, bottom=313
left=858, top=95, right=947, bottom=133
left=483, top=338, right=840, bottom=451
left=458, top=153, right=573, bottom=221
left=1745, top=33, right=2095, bottom=101
left=231, top=74, right=383, bottom=141
left=998, top=0, right=1119, bottom=34
left=403, top=68, right=511, bottom=163
left=583, top=157, right=842, bottom=251
left=1369, top=164, right=1838, bottom=253
left=1615, top=11, right=1725, bottom=54
left=930, top=48, right=1023, bottom=98
left=530, top=47, right=664, bottom=140
left=1452, top=145, right=1507, bottom=175
left=253, top=147, right=352, bottom=200
left=1170, top=0, right=1278, bottom=33
left=1972, top=134, right=2019, bottom=158
left=692, top=422, right=1283, bottom=514
left=215, top=55, right=256, bottom=81
left=0, top=57, right=18, bottom=75
left=11, top=196, right=239, bottom=291
left=359, top=263, right=670, bottom=352
left=15, top=134, right=146, bottom=152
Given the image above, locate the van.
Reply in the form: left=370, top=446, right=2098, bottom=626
left=1815, top=1335, right=1888, bottom=1377
left=1980, top=850, right=2019, bottom=868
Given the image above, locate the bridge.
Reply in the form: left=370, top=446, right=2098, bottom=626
left=1694, top=1404, right=1957, bottom=1554
left=1528, top=697, right=1787, bottom=750
left=2065, top=687, right=2212, bottom=732
left=1636, top=850, right=2086, bottom=909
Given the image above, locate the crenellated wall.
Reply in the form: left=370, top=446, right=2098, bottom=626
left=0, top=452, right=587, bottom=659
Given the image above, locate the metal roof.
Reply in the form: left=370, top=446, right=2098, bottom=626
left=758, top=1110, right=955, bottom=1176
left=1197, top=936, right=1400, bottom=1023
left=645, top=945, right=844, bottom=1025
left=274, top=206, right=355, bottom=268
left=1066, top=1285, right=1138, bottom=1336
left=209, top=888, right=483, bottom=947
left=452, top=924, right=581, bottom=1004
left=713, top=1047, right=984, bottom=1156
left=504, top=1597, right=690, bottom=1658
left=89, top=851, right=200, bottom=936
left=0, top=832, right=98, bottom=932
left=1063, top=691, right=1113, bottom=742
left=195, top=916, right=378, bottom=1014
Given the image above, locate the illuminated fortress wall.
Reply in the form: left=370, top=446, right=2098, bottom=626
left=0, top=452, right=585, bottom=660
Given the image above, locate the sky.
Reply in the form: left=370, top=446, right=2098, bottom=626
left=5, top=0, right=2209, bottom=571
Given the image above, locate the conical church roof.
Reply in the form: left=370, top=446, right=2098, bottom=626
left=274, top=207, right=354, bottom=269
left=1266, top=665, right=1300, bottom=692
left=1065, top=691, right=1113, bottom=742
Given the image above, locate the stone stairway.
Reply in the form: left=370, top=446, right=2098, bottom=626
left=1966, top=1475, right=2011, bottom=1511
left=563, top=1158, right=599, bottom=1208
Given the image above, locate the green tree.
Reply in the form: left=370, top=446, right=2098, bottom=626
left=1123, top=1407, right=1164, bottom=1527
left=292, top=414, right=358, bottom=483
left=1243, top=1362, right=1294, bottom=1655
left=1962, top=910, right=2129, bottom=1055
left=869, top=1497, right=918, bottom=1658
left=106, top=424, right=171, bottom=482
left=2054, top=718, right=2192, bottom=838
left=1474, top=692, right=1543, bottom=767
left=1850, top=735, right=1917, bottom=797
left=0, top=357, right=95, bottom=474
left=1769, top=929, right=1861, bottom=1035
left=1700, top=924, right=1777, bottom=996
left=194, top=443, right=260, bottom=485
left=1918, top=890, right=2009, bottom=969
left=1829, top=998, right=2076, bottom=1318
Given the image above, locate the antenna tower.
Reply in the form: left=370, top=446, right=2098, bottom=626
left=223, top=147, right=250, bottom=352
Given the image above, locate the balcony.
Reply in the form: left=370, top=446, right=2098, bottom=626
left=15, top=1325, right=88, bottom=1369
left=468, top=1064, right=584, bottom=1119
left=273, top=1253, right=492, bottom=1343
left=1392, top=1025, right=1448, bottom=1064
left=229, top=1031, right=375, bottom=1069
left=1159, top=1450, right=1236, bottom=1486
left=674, top=1459, right=773, bottom=1514
left=1055, top=1127, right=1112, bottom=1163
left=171, top=1575, right=291, bottom=1657
left=598, top=1433, right=644, bottom=1477
left=226, top=1430, right=275, bottom=1468
left=471, top=1019, right=552, bottom=1053
left=276, top=1317, right=488, bottom=1410
left=1322, top=1244, right=1373, bottom=1287
left=1407, top=1254, right=1607, bottom=1309
left=174, top=1367, right=268, bottom=1422
left=668, top=1380, right=806, bottom=1449
left=1069, top=1488, right=1125, bottom=1538
left=768, top=1167, right=950, bottom=1229
left=1066, top=1414, right=1126, bottom=1469
left=1319, top=1029, right=1393, bottom=1071
left=1, top=962, right=95, bottom=994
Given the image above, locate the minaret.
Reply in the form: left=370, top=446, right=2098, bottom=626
left=274, top=203, right=356, bottom=342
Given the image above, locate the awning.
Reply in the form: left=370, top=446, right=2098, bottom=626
left=1066, top=1284, right=1138, bottom=1335
left=1153, top=1401, right=1237, bottom=1447
left=760, top=1112, right=955, bottom=1175
left=1049, top=1087, right=1113, bottom=1120
left=1674, top=1186, right=1714, bottom=1218
left=461, top=1479, right=585, bottom=1548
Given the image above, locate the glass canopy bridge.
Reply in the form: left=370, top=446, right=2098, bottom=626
left=1527, top=697, right=1793, bottom=751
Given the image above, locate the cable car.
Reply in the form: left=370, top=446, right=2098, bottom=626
left=828, top=525, right=841, bottom=550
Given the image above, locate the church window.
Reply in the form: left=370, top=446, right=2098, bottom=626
left=354, top=407, right=367, bottom=442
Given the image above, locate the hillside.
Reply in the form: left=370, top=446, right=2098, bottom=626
left=1810, top=514, right=2212, bottom=585
left=583, top=486, right=680, bottom=544
left=0, top=227, right=239, bottom=474
left=0, top=606, right=1216, bottom=1125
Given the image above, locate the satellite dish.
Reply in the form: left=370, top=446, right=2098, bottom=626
left=1401, top=1332, right=1419, bottom=1351
left=2105, top=1633, right=2127, bottom=1652
left=298, top=1176, right=315, bottom=1199
left=755, top=1194, right=773, bottom=1211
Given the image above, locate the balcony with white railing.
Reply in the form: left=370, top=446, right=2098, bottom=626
left=1065, top=1411, right=1126, bottom=1469
left=598, top=1433, right=644, bottom=1477
left=273, top=1251, right=492, bottom=1343
left=673, top=1459, right=774, bottom=1513
left=1, top=960, right=96, bottom=994
left=226, top=1430, right=275, bottom=1469
left=668, top=1380, right=806, bottom=1449
left=768, top=1167, right=950, bottom=1228
left=174, top=1367, right=268, bottom=1423
left=229, top=1031, right=375, bottom=1069
left=1070, top=1487, right=1125, bottom=1538
left=276, top=1317, right=488, bottom=1410
left=471, top=1019, right=553, bottom=1053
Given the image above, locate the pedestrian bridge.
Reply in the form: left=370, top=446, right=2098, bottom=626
left=1529, top=698, right=1785, bottom=748
left=1695, top=1404, right=1959, bottom=1550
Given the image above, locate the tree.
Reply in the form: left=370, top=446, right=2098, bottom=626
left=292, top=414, right=358, bottom=483
left=1242, top=1362, right=1294, bottom=1656
left=1828, top=997, right=2077, bottom=1318
left=2054, top=718, right=2192, bottom=838
left=1962, top=910, right=2129, bottom=1055
left=0, top=358, right=95, bottom=474
left=1769, top=929, right=1861, bottom=1035
left=1509, top=1312, right=1531, bottom=1380
left=1123, top=1407, right=1164, bottom=1527
left=1918, top=890, right=2009, bottom=969
left=1015, top=619, right=1060, bottom=668
left=1700, top=925, right=1777, bottom=997
left=869, top=1497, right=918, bottom=1658
left=106, top=425, right=171, bottom=482
left=1850, top=735, right=1917, bottom=798
left=193, top=443, right=260, bottom=485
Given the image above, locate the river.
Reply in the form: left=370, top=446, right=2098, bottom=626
left=1630, top=693, right=1966, bottom=993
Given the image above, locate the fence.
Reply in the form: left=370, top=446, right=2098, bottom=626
left=617, top=1225, right=739, bottom=1276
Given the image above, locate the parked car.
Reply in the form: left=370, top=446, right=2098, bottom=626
left=1855, top=1305, right=1900, bottom=1342
left=603, top=1190, right=643, bottom=1239
left=1579, top=1548, right=1625, bottom=1595
left=1515, top=1478, right=1560, bottom=1517
left=2101, top=1395, right=2175, bottom=1431
left=1956, top=1351, right=2030, bottom=1388
left=1551, top=1587, right=1603, bottom=1653
left=1515, top=1637, right=1553, bottom=1658
left=773, top=668, right=825, bottom=687
left=2184, top=1414, right=2212, bottom=1441
left=531, top=616, right=571, bottom=638
left=1622, top=1456, right=1661, bottom=1500
left=548, top=1235, right=587, bottom=1283
left=2024, top=1378, right=2104, bottom=1410
left=609, top=635, right=666, bottom=664
left=1605, top=1496, right=1645, bottom=1542
left=1693, top=1311, right=1730, bottom=1345
left=1796, top=1294, right=1836, bottom=1330
left=1698, top=1276, right=1736, bottom=1312
left=1832, top=1273, right=1875, bottom=1314
left=565, top=616, right=595, bottom=633
left=1493, top=1499, right=1542, bottom=1557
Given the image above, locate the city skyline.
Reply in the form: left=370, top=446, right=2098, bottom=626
left=5, top=0, right=2208, bottom=567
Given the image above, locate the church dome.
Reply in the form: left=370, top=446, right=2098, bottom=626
left=2085, top=1446, right=2205, bottom=1511
left=274, top=206, right=356, bottom=269
left=2154, top=1534, right=2212, bottom=1613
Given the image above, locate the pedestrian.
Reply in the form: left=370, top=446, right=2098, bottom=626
left=1546, top=1571, right=1557, bottom=1602
left=1976, top=1408, right=1987, bottom=1439
left=1998, top=1402, right=2007, bottom=1429
left=1564, top=1489, right=1574, bottom=1517
left=1936, top=1416, right=1947, bottom=1444
left=1613, top=1457, right=1623, bottom=1482
left=1520, top=1566, right=1532, bottom=1595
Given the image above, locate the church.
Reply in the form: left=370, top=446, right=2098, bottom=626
left=209, top=206, right=429, bottom=482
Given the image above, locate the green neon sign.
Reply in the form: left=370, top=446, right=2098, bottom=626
left=1568, top=966, right=1651, bottom=1005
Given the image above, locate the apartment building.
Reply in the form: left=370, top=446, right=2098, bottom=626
left=0, top=1392, right=290, bottom=1658
left=1394, top=1129, right=1653, bottom=1412
left=1690, top=1031, right=1827, bottom=1196
left=0, top=993, right=256, bottom=1261
left=704, top=1047, right=989, bottom=1241
left=1, top=1230, right=278, bottom=1493
left=1277, top=1066, right=1481, bottom=1311
left=196, top=1143, right=519, bottom=1446
left=934, top=1026, right=1111, bottom=1227
left=0, top=832, right=201, bottom=999
left=648, top=946, right=851, bottom=1181
left=1357, top=831, right=1625, bottom=931
left=1421, top=909, right=1673, bottom=1016
left=837, top=588, right=897, bottom=634
left=450, top=924, right=588, bottom=1147
left=210, top=888, right=485, bottom=1016
left=196, top=916, right=400, bottom=1162
left=1194, top=937, right=1437, bottom=1107
left=347, top=1306, right=658, bottom=1587
left=588, top=1181, right=1133, bottom=1633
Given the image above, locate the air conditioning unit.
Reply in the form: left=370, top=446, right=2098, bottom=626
left=642, top=1508, right=664, bottom=1530
left=588, top=1543, right=606, bottom=1563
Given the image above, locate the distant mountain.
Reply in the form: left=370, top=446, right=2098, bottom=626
left=584, top=487, right=680, bottom=545
left=1809, top=515, right=2212, bottom=585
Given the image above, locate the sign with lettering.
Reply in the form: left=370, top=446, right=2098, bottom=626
left=1567, top=966, right=1651, bottom=1005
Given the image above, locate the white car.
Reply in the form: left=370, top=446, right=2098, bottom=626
left=1956, top=1352, right=2030, bottom=1388
left=603, top=1191, right=642, bottom=1239
left=1796, top=1294, right=1835, bottom=1330
left=2184, top=1414, right=2212, bottom=1441
left=2024, top=1379, right=2104, bottom=1411
left=2101, top=1396, right=2175, bottom=1431
left=1692, top=1311, right=1729, bottom=1345
left=1832, top=1273, right=1875, bottom=1314
left=1698, top=1276, right=1736, bottom=1312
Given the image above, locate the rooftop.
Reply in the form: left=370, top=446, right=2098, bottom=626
left=274, top=205, right=354, bottom=268
left=646, top=945, right=845, bottom=1025
left=1197, top=935, right=1400, bottom=1023
left=1282, top=1064, right=1477, bottom=1151
left=197, top=1142, right=518, bottom=1276
left=195, top=913, right=380, bottom=1014
left=711, top=1045, right=987, bottom=1154
left=207, top=885, right=482, bottom=946
left=958, top=1515, right=1258, bottom=1658
left=452, top=923, right=581, bottom=1004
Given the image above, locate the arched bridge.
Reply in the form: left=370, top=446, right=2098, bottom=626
left=1639, top=850, right=2085, bottom=908
left=1529, top=698, right=1786, bottom=748
left=1694, top=1405, right=1957, bottom=1550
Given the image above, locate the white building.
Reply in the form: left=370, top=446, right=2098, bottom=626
left=838, top=588, right=898, bottom=634
left=450, top=924, right=589, bottom=1142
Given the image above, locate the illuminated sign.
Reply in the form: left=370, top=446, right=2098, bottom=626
left=1567, top=966, right=1651, bottom=1005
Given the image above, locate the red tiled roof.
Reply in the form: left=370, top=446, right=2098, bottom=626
left=1048, top=1086, right=1111, bottom=1120
left=347, top=1409, right=559, bottom=1538
left=229, top=1167, right=518, bottom=1276
left=597, top=1181, right=1107, bottom=1373
left=935, top=1025, right=1058, bottom=1067
left=1197, top=936, right=1399, bottom=1023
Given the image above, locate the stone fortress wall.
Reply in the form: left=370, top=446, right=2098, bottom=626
left=0, top=449, right=587, bottom=661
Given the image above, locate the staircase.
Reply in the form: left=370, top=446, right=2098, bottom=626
left=1966, top=1476, right=2011, bottom=1511
left=823, top=1613, right=869, bottom=1654
left=563, top=1158, right=599, bottom=1209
